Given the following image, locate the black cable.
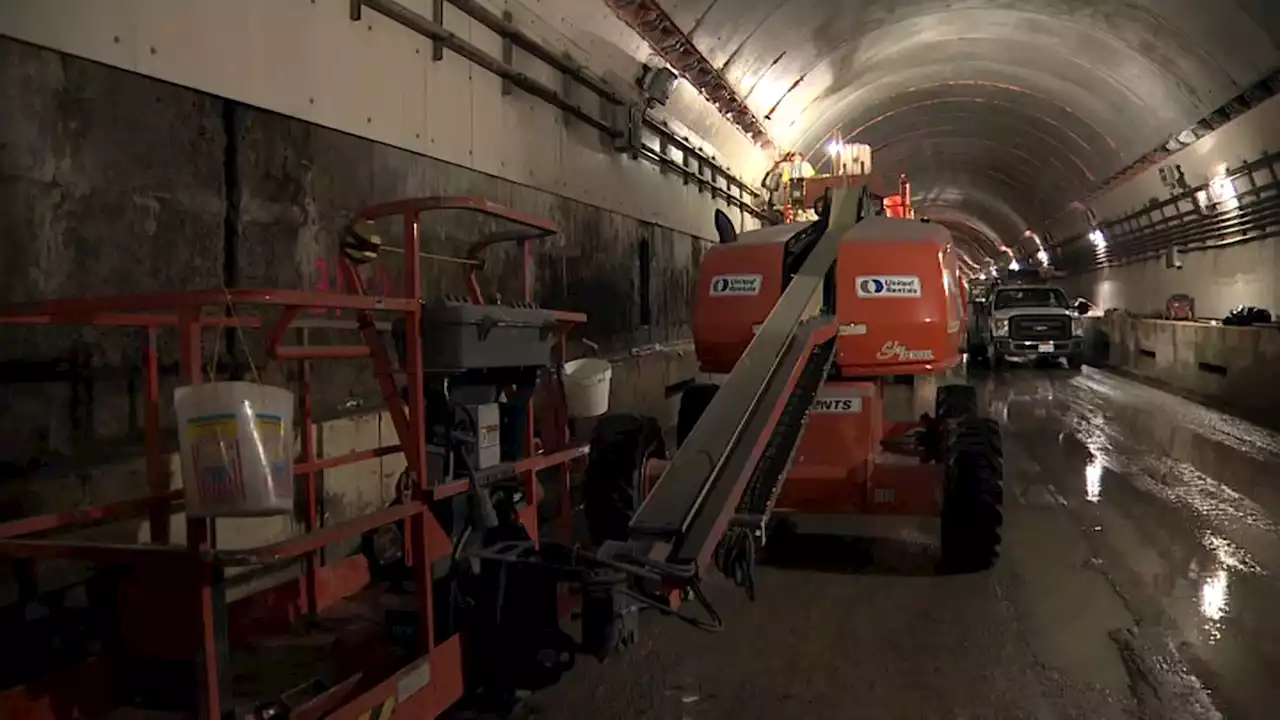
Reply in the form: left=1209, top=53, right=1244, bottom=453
left=713, top=526, right=757, bottom=601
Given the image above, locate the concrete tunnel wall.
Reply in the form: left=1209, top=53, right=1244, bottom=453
left=1058, top=95, right=1280, bottom=318
left=0, top=0, right=753, bottom=602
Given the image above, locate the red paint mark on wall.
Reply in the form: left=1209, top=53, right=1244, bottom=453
left=310, top=257, right=393, bottom=317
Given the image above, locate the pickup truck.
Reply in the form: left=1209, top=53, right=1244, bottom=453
left=968, top=284, right=1085, bottom=369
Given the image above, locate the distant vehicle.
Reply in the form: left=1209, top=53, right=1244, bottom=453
left=969, top=283, right=1085, bottom=369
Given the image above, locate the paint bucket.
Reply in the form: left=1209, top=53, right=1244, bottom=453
left=174, top=382, right=295, bottom=517
left=563, top=358, right=613, bottom=418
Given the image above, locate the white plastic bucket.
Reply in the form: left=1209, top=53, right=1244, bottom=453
left=563, top=358, right=613, bottom=418
left=174, top=381, right=295, bottom=518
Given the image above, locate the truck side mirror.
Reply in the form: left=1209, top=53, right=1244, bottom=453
left=714, top=209, right=738, bottom=244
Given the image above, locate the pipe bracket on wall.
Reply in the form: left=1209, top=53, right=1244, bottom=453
left=353, top=0, right=770, bottom=224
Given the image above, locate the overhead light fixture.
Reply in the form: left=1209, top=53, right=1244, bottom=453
left=1089, top=228, right=1106, bottom=248
left=1008, top=259, right=1021, bottom=271
left=1036, top=249, right=1049, bottom=264
left=1208, top=164, right=1238, bottom=208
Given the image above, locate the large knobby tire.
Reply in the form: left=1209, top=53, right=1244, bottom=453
left=583, top=414, right=666, bottom=546
left=676, top=383, right=720, bottom=447
left=939, top=416, right=1004, bottom=573
left=935, top=383, right=979, bottom=421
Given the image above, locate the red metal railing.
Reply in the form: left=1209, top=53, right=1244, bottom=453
left=0, top=196, right=588, bottom=720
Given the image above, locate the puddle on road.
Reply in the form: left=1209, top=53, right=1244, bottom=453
left=1085, top=456, right=1103, bottom=504
left=1068, top=370, right=1280, bottom=463
left=995, top=369, right=1280, bottom=718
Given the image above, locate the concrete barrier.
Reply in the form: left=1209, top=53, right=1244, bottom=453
left=1100, top=314, right=1280, bottom=415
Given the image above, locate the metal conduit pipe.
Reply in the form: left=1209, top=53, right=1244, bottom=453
left=1055, top=154, right=1280, bottom=271
left=352, top=0, right=767, bottom=222
left=604, top=0, right=776, bottom=150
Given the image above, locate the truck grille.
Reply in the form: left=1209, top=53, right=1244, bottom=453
left=1010, top=315, right=1070, bottom=341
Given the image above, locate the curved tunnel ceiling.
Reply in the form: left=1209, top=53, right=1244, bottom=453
left=655, top=0, right=1280, bottom=258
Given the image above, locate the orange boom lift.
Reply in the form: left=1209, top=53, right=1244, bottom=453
left=0, top=175, right=1001, bottom=718
left=673, top=174, right=1003, bottom=572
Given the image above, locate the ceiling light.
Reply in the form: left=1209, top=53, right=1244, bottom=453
left=1088, top=228, right=1106, bottom=248
left=1008, top=259, right=1020, bottom=270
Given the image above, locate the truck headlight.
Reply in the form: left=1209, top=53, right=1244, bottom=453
left=1072, top=316, right=1085, bottom=337
left=992, top=318, right=1010, bottom=337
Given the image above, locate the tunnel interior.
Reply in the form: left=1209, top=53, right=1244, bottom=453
left=657, top=0, right=1280, bottom=265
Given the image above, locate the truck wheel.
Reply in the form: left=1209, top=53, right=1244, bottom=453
left=677, top=383, right=720, bottom=447
left=936, top=384, right=979, bottom=421
left=1066, top=353, right=1084, bottom=370
left=939, top=416, right=1004, bottom=573
left=584, top=414, right=665, bottom=546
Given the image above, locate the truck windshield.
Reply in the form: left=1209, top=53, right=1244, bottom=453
left=993, top=288, right=1068, bottom=310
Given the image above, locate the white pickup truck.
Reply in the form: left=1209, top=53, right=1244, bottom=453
left=969, top=284, right=1085, bottom=369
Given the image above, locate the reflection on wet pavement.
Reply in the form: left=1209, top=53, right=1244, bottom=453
left=1085, top=456, right=1103, bottom=504
left=530, top=365, right=1278, bottom=720
left=984, top=365, right=1280, bottom=718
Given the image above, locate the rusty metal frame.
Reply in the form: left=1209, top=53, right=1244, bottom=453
left=1053, top=151, right=1280, bottom=272
left=604, top=0, right=775, bottom=150
left=0, top=196, right=587, bottom=720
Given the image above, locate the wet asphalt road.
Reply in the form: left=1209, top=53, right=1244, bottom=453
left=525, top=365, right=1280, bottom=720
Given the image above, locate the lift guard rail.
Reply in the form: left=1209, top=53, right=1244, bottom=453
left=621, top=186, right=872, bottom=574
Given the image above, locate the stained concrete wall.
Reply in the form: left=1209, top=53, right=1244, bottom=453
left=1055, top=95, right=1280, bottom=317
left=0, top=0, right=770, bottom=241
left=1061, top=237, right=1280, bottom=318
left=0, top=36, right=713, bottom=600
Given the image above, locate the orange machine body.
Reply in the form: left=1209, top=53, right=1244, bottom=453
left=692, top=224, right=793, bottom=375
left=691, top=214, right=965, bottom=517
left=831, top=216, right=965, bottom=377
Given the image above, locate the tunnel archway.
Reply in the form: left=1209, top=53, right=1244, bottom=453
left=655, top=0, right=1279, bottom=260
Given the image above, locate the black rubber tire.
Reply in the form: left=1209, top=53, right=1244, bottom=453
left=583, top=414, right=665, bottom=546
left=935, top=384, right=979, bottom=421
left=939, top=416, right=1004, bottom=573
left=1066, top=353, right=1084, bottom=370
left=676, top=383, right=720, bottom=447
left=966, top=342, right=988, bottom=364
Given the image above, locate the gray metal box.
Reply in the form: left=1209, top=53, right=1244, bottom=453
left=398, top=300, right=559, bottom=370
left=455, top=402, right=501, bottom=471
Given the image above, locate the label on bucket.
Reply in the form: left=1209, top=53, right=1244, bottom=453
left=188, top=414, right=248, bottom=505
left=255, top=415, right=291, bottom=499
left=709, top=274, right=762, bottom=296
left=187, top=413, right=290, bottom=505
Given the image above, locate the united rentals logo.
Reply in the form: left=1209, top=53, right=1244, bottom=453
left=856, top=275, right=922, bottom=298
left=877, top=341, right=935, bottom=362
left=709, top=274, right=762, bottom=296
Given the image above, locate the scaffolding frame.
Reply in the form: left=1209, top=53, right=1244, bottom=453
left=0, top=197, right=588, bottom=720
